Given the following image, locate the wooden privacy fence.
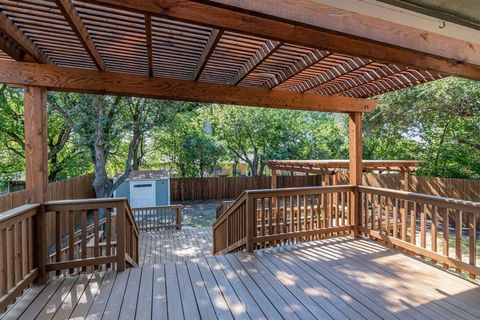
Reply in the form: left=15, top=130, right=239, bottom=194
left=0, top=173, right=95, bottom=212
left=0, top=198, right=139, bottom=312
left=338, top=173, right=480, bottom=201
left=170, top=175, right=325, bottom=201
left=132, top=205, right=182, bottom=231
left=358, top=186, right=480, bottom=279
left=213, top=185, right=355, bottom=255
left=171, top=174, right=480, bottom=202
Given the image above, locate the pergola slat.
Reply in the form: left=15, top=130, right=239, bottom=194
left=0, top=11, right=51, bottom=63
left=54, top=0, right=105, bottom=70
left=77, top=0, right=480, bottom=80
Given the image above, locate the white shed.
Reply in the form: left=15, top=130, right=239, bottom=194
left=114, top=170, right=170, bottom=209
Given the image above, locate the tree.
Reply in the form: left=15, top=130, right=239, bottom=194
left=364, top=77, right=480, bottom=178
left=0, top=86, right=90, bottom=182
left=212, top=106, right=347, bottom=176
left=51, top=94, right=191, bottom=197
left=155, top=108, right=223, bottom=177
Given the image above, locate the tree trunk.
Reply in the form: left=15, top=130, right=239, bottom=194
left=93, top=142, right=111, bottom=198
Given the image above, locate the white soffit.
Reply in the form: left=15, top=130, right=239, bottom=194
left=317, top=0, right=480, bottom=44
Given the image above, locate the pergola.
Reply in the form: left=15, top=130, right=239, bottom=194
left=0, top=0, right=478, bottom=206
left=265, top=159, right=424, bottom=191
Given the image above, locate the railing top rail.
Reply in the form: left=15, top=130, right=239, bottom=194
left=45, top=197, right=127, bottom=206
left=245, top=185, right=355, bottom=197
left=359, top=185, right=480, bottom=212
left=124, top=201, right=140, bottom=236
left=44, top=197, right=128, bottom=211
left=214, top=191, right=247, bottom=227
left=132, top=205, right=183, bottom=211
left=0, top=203, right=40, bottom=224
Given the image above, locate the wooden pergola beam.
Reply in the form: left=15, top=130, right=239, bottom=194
left=0, top=12, right=51, bottom=64
left=193, top=29, right=223, bottom=81
left=0, top=61, right=378, bottom=113
left=230, top=40, right=282, bottom=85
left=55, top=0, right=106, bottom=71
left=80, top=0, right=480, bottom=80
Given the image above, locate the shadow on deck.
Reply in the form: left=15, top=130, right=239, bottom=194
left=2, top=231, right=480, bottom=320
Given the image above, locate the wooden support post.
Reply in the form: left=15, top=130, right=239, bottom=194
left=402, top=171, right=410, bottom=191
left=24, top=86, right=48, bottom=284
left=349, top=112, right=363, bottom=237
left=271, top=169, right=277, bottom=189
left=24, top=86, right=48, bottom=204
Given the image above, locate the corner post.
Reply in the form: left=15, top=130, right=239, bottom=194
left=271, top=169, right=277, bottom=189
left=245, top=193, right=255, bottom=252
left=401, top=171, right=409, bottom=191
left=349, top=112, right=363, bottom=237
left=176, top=207, right=182, bottom=230
left=116, top=201, right=126, bottom=272
left=24, top=86, right=49, bottom=284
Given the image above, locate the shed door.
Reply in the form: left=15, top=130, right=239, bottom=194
left=129, top=181, right=156, bottom=208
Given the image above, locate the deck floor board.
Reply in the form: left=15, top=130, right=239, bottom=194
left=2, top=230, right=480, bottom=320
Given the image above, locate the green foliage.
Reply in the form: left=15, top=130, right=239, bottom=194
left=364, top=77, right=480, bottom=178
left=154, top=107, right=223, bottom=177
left=1, top=76, right=479, bottom=183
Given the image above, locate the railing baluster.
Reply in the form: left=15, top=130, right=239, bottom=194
left=410, top=202, right=417, bottom=245
left=106, top=208, right=112, bottom=269
left=393, top=198, right=399, bottom=239
left=14, top=222, right=22, bottom=283
left=386, top=197, right=391, bottom=236
left=431, top=206, right=438, bottom=263
left=370, top=194, right=374, bottom=232
left=377, top=195, right=382, bottom=233
left=6, top=226, right=14, bottom=290
left=442, top=208, right=449, bottom=269
left=455, top=210, right=462, bottom=273
left=0, top=229, right=6, bottom=295
left=469, top=212, right=477, bottom=279
left=68, top=210, right=75, bottom=274
left=290, top=195, right=294, bottom=236
left=303, top=195, right=308, bottom=241
left=401, top=199, right=408, bottom=242
left=421, top=204, right=426, bottom=256
left=21, top=219, right=28, bottom=277
left=93, top=209, right=99, bottom=270
left=55, top=211, right=61, bottom=276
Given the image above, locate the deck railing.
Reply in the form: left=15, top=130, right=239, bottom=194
left=0, top=204, right=40, bottom=312
left=132, top=205, right=182, bottom=231
left=216, top=200, right=235, bottom=219
left=213, top=185, right=355, bottom=254
left=0, top=198, right=139, bottom=312
left=358, top=186, right=480, bottom=279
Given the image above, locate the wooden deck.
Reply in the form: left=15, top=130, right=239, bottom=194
left=3, top=234, right=480, bottom=320
left=139, top=227, right=213, bottom=266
